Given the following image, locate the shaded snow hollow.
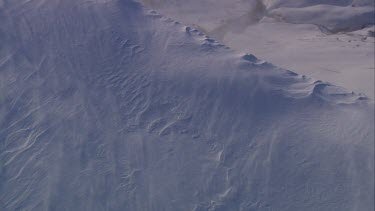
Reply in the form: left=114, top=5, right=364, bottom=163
left=0, top=0, right=374, bottom=211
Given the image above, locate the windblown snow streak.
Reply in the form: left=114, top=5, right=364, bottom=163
left=0, top=0, right=374, bottom=210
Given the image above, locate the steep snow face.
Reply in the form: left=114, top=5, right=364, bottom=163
left=0, top=0, right=374, bottom=211
left=140, top=0, right=375, bottom=97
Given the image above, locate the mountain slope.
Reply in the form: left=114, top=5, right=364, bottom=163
left=0, top=0, right=374, bottom=210
left=140, top=0, right=375, bottom=97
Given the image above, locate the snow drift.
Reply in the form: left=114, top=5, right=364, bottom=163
left=0, top=0, right=374, bottom=210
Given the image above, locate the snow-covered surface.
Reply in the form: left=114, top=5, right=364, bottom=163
left=141, top=0, right=375, bottom=97
left=0, top=0, right=374, bottom=210
left=224, top=20, right=375, bottom=98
